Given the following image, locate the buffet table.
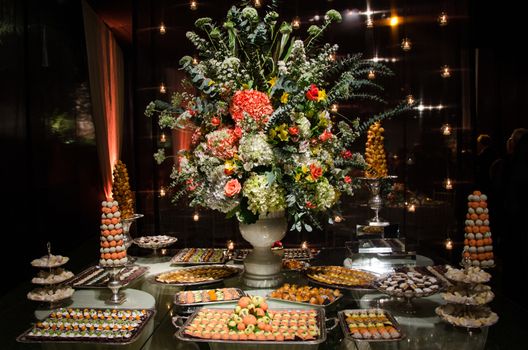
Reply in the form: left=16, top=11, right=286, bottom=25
left=12, top=248, right=510, bottom=350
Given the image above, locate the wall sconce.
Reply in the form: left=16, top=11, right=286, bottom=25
left=193, top=211, right=200, bottom=221
left=292, top=17, right=301, bottom=29
left=159, top=23, right=166, bottom=35
left=190, top=0, right=197, bottom=10
left=441, top=65, right=451, bottom=78
left=441, top=123, right=452, bottom=136
left=368, top=70, right=376, bottom=80
left=438, top=12, right=448, bottom=26
left=443, top=178, right=453, bottom=190
left=401, top=37, right=412, bottom=51
left=159, top=82, right=166, bottom=94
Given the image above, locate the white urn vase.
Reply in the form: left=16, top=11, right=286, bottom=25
left=239, top=211, right=287, bottom=288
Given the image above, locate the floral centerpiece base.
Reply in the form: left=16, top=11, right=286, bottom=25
left=239, top=211, right=287, bottom=288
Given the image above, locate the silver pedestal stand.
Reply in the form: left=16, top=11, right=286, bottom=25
left=359, top=176, right=397, bottom=227
left=105, top=266, right=127, bottom=305
left=122, top=213, right=144, bottom=249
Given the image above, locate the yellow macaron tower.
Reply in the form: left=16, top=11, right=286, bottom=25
left=365, top=121, right=388, bottom=178
left=99, top=199, right=128, bottom=267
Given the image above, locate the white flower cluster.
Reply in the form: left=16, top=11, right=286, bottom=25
left=203, top=165, right=239, bottom=213
left=239, top=133, right=274, bottom=171
left=242, top=173, right=285, bottom=214
left=315, top=178, right=338, bottom=209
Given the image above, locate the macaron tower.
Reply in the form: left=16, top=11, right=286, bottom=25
left=99, top=199, right=128, bottom=267
left=463, top=191, right=494, bottom=268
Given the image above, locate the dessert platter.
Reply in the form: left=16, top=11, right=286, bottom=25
left=170, top=248, right=228, bottom=265
left=27, top=286, right=75, bottom=303
left=435, top=304, right=498, bottom=329
left=17, top=307, right=155, bottom=344
left=444, top=266, right=491, bottom=284
left=394, top=265, right=453, bottom=287
left=173, top=288, right=246, bottom=314
left=305, top=266, right=378, bottom=290
left=173, top=295, right=338, bottom=344
left=31, top=255, right=70, bottom=269
left=31, top=268, right=74, bottom=285
left=268, top=283, right=343, bottom=307
left=154, top=265, right=243, bottom=286
left=234, top=248, right=319, bottom=261
left=374, top=271, right=443, bottom=298
left=338, top=309, right=404, bottom=341
left=282, top=259, right=310, bottom=271
left=441, top=284, right=494, bottom=305
left=133, top=235, right=177, bottom=250
left=67, top=265, right=149, bottom=289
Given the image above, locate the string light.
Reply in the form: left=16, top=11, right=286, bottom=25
left=330, top=104, right=339, bottom=113
left=159, top=82, right=166, bottom=94
left=368, top=70, right=376, bottom=80
left=292, top=17, right=301, bottom=29
left=192, top=56, right=199, bottom=65
left=438, top=12, right=448, bottom=26
left=389, top=16, right=399, bottom=27
left=443, top=178, right=453, bottom=190
left=159, top=23, right=166, bottom=35
left=441, top=123, right=452, bottom=136
left=406, top=94, right=415, bottom=105
left=401, top=37, right=412, bottom=51
left=193, top=212, right=200, bottom=221
left=253, top=0, right=262, bottom=8
left=159, top=187, right=166, bottom=197
left=160, top=132, right=167, bottom=143
left=189, top=0, right=197, bottom=10
left=445, top=238, right=454, bottom=250
left=301, top=241, right=308, bottom=250
left=441, top=65, right=451, bottom=78
left=366, top=17, right=374, bottom=28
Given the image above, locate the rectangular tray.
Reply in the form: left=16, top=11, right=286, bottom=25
left=17, top=308, right=156, bottom=345
left=304, top=266, right=379, bottom=291
left=67, top=265, right=149, bottom=288
left=234, top=248, right=316, bottom=261
left=152, top=265, right=243, bottom=286
left=170, top=248, right=229, bottom=265
left=174, top=307, right=331, bottom=345
left=338, top=309, right=404, bottom=342
left=267, top=291, right=343, bottom=309
left=173, top=288, right=247, bottom=315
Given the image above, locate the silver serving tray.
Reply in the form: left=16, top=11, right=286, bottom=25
left=17, top=308, right=156, bottom=345
left=170, top=248, right=229, bottom=265
left=373, top=271, right=446, bottom=298
left=67, top=265, right=149, bottom=289
left=173, top=288, right=247, bottom=314
left=267, top=291, right=343, bottom=309
left=234, top=248, right=316, bottom=262
left=304, top=267, right=379, bottom=291
left=338, top=308, right=405, bottom=342
left=173, top=307, right=338, bottom=345
left=152, top=265, right=243, bottom=286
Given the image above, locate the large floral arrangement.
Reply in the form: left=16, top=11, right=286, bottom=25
left=146, top=2, right=407, bottom=231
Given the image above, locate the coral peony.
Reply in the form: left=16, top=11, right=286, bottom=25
left=230, top=90, right=274, bottom=125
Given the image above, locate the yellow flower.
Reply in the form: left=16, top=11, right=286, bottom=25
left=224, top=159, right=237, bottom=175
left=208, top=80, right=216, bottom=86
left=317, top=89, right=327, bottom=102
left=242, top=83, right=250, bottom=90
left=280, top=92, right=289, bottom=104
left=268, top=76, right=277, bottom=87
left=301, top=165, right=309, bottom=174
left=294, top=173, right=302, bottom=182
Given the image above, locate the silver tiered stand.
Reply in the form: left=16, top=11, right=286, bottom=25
left=359, top=176, right=397, bottom=227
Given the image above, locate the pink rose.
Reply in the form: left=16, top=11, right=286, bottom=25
left=224, top=179, right=241, bottom=197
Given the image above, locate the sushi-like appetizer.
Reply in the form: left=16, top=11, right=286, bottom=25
left=175, top=288, right=244, bottom=305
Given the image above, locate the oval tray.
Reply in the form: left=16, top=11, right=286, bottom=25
left=304, top=266, right=378, bottom=291
left=151, top=265, right=243, bottom=286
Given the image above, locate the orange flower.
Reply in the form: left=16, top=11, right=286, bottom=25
left=319, top=130, right=333, bottom=142
left=306, top=84, right=319, bottom=101
left=230, top=90, right=273, bottom=124
left=309, top=164, right=323, bottom=180
left=224, top=179, right=241, bottom=197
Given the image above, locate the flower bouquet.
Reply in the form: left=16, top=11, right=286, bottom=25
left=146, top=2, right=406, bottom=233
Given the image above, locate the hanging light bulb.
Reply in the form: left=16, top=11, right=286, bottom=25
left=160, top=187, right=166, bottom=197
left=445, top=238, right=453, bottom=250
left=438, top=12, right=448, bottom=26
left=301, top=241, right=309, bottom=250
left=189, top=0, right=197, bottom=10
left=160, top=132, right=167, bottom=143
left=193, top=211, right=200, bottom=221
left=159, top=82, right=166, bottom=93
left=443, top=178, right=453, bottom=190
left=292, top=16, right=301, bottom=29
left=192, top=56, right=199, bottom=65
left=334, top=215, right=343, bottom=223
left=368, top=70, right=376, bottom=80
left=406, top=94, right=415, bottom=105
left=253, top=0, right=262, bottom=8
left=389, top=16, right=399, bottom=27
left=366, top=16, right=374, bottom=28
left=330, top=104, right=339, bottom=113
left=441, top=123, right=452, bottom=136
left=441, top=65, right=451, bottom=78
left=159, top=23, right=166, bottom=35
left=401, top=37, right=412, bottom=51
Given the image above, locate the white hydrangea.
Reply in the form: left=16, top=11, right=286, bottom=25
left=315, top=178, right=338, bottom=209
left=239, top=133, right=274, bottom=171
left=277, top=60, right=288, bottom=75
left=242, top=173, right=285, bottom=215
left=203, top=165, right=239, bottom=213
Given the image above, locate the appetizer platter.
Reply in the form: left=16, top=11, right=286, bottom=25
left=133, top=235, right=177, bottom=250
left=17, top=307, right=155, bottom=344
left=282, top=259, right=310, bottom=271
left=67, top=265, right=149, bottom=289
left=154, top=265, right=242, bottom=286
left=173, top=295, right=337, bottom=344
left=234, top=248, right=318, bottom=261
left=338, top=309, right=404, bottom=341
left=374, top=271, right=443, bottom=298
left=173, top=288, right=246, bottom=314
left=305, top=266, right=377, bottom=290
left=435, top=304, right=498, bottom=329
left=170, top=248, right=228, bottom=265
left=268, top=283, right=343, bottom=308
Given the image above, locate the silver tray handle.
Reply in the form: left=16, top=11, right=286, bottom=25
left=325, top=317, right=339, bottom=331
left=171, top=315, right=188, bottom=330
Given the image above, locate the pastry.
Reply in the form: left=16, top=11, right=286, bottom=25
left=27, top=286, right=75, bottom=302
left=112, top=160, right=135, bottom=219
left=365, top=121, right=388, bottom=178
left=376, top=271, right=442, bottom=297
left=306, top=266, right=376, bottom=288
left=31, top=255, right=69, bottom=268
left=175, top=288, right=244, bottom=305
left=462, top=191, right=494, bottom=267
left=99, top=199, right=128, bottom=267
left=343, top=309, right=401, bottom=340
left=155, top=266, right=239, bottom=284
left=269, top=283, right=341, bottom=305
left=31, top=268, right=74, bottom=285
